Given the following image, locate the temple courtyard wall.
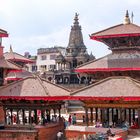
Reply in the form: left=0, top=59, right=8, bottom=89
left=0, top=121, right=64, bottom=140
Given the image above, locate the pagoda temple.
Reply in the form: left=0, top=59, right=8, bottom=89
left=0, top=29, right=21, bottom=86
left=71, top=11, right=140, bottom=129
left=55, top=13, right=95, bottom=85
left=4, top=46, right=34, bottom=82
left=75, top=10, right=140, bottom=82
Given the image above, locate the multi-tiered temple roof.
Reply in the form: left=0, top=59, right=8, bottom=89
left=75, top=11, right=140, bottom=74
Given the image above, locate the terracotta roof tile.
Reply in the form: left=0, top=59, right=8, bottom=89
left=76, top=51, right=140, bottom=70
left=91, top=23, right=140, bottom=37
left=4, top=52, right=33, bottom=63
left=71, top=76, right=140, bottom=97
left=0, top=57, right=21, bottom=69
left=0, top=76, right=70, bottom=97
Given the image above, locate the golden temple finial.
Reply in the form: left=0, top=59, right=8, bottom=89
left=124, top=10, right=131, bottom=24
left=10, top=45, right=13, bottom=53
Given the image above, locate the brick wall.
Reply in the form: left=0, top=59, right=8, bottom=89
left=0, top=130, right=38, bottom=140
left=36, top=121, right=64, bottom=140
left=0, top=106, right=4, bottom=124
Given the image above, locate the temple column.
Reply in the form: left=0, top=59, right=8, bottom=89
left=34, top=109, right=38, bottom=124
left=116, top=109, right=118, bottom=122
left=129, top=108, right=131, bottom=126
left=85, top=107, right=89, bottom=126
left=22, top=109, right=25, bottom=125
left=90, top=108, right=93, bottom=124
left=132, top=109, right=135, bottom=123
left=41, top=109, right=45, bottom=125
left=4, top=108, right=7, bottom=125
left=124, top=109, right=127, bottom=121
left=53, top=109, right=56, bottom=116
left=48, top=110, right=51, bottom=122
left=16, top=109, right=19, bottom=124
left=120, top=108, right=123, bottom=124
left=101, top=108, right=106, bottom=125
left=107, top=108, right=109, bottom=124
left=100, top=109, right=103, bottom=124
left=138, top=109, right=140, bottom=127
left=10, top=109, right=13, bottom=125
left=95, top=108, right=98, bottom=122
left=29, top=109, right=31, bottom=125
left=58, top=108, right=61, bottom=117
left=58, top=63, right=60, bottom=70
left=112, top=108, right=114, bottom=125
left=56, top=63, right=58, bottom=70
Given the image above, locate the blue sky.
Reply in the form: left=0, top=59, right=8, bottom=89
left=1, top=0, right=140, bottom=58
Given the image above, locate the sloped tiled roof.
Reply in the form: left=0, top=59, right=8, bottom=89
left=4, top=52, right=33, bottom=63
left=90, top=23, right=140, bottom=38
left=5, top=70, right=33, bottom=80
left=0, top=57, right=21, bottom=70
left=71, top=76, right=140, bottom=97
left=75, top=51, right=140, bottom=72
left=0, top=28, right=8, bottom=37
left=0, top=76, right=70, bottom=97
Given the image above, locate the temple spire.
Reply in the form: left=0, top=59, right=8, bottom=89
left=73, top=13, right=79, bottom=26
left=124, top=10, right=131, bottom=24
left=10, top=45, right=13, bottom=53
left=131, top=12, right=134, bottom=23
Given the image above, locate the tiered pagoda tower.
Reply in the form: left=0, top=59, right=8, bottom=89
left=0, top=29, right=20, bottom=86
left=4, top=46, right=33, bottom=83
left=55, top=13, right=95, bottom=85
left=76, top=11, right=140, bottom=82
left=71, top=11, right=140, bottom=128
left=65, top=13, right=90, bottom=68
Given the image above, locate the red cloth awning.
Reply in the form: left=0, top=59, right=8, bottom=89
left=75, top=68, right=140, bottom=73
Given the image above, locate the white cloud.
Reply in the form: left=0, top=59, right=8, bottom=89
left=1, top=0, right=140, bottom=58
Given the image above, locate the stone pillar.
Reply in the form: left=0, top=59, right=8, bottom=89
left=90, top=108, right=93, bottom=124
